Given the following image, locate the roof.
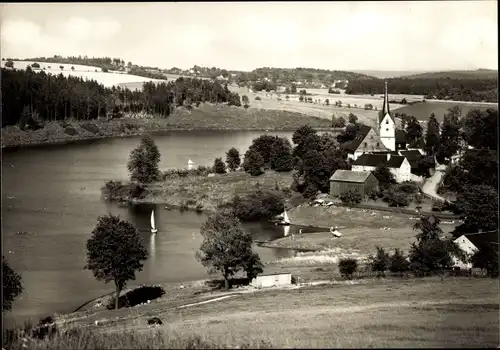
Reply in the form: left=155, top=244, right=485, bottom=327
left=329, top=170, right=374, bottom=183
left=399, top=150, right=423, bottom=167
left=352, top=154, right=406, bottom=169
left=378, top=81, right=395, bottom=124
left=343, top=124, right=372, bottom=152
left=463, top=231, right=499, bottom=254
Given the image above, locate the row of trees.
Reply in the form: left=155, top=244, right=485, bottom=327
left=1, top=67, right=242, bottom=127
left=345, top=78, right=498, bottom=102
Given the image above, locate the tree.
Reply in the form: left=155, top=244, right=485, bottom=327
left=31, top=62, right=40, bottom=68
left=85, top=215, right=148, bottom=310
left=299, top=95, right=304, bottom=102
left=454, top=185, right=498, bottom=234
left=336, top=123, right=360, bottom=144
left=5, top=59, right=14, bottom=68
left=325, top=98, right=329, bottom=106
left=338, top=258, right=358, bottom=279
left=348, top=113, right=358, bottom=124
left=242, top=148, right=265, bottom=176
left=437, top=108, right=462, bottom=162
left=425, top=113, right=440, bottom=155
left=369, top=246, right=390, bottom=276
left=291, top=83, right=297, bottom=93
left=461, top=108, right=497, bottom=151
left=249, top=135, right=279, bottom=165
left=59, top=65, right=64, bottom=71
left=373, top=164, right=396, bottom=190
left=405, top=116, right=423, bottom=144
left=471, top=247, right=498, bottom=278
left=225, top=147, right=241, bottom=171
left=339, top=189, right=362, bottom=205
left=389, top=249, right=410, bottom=273
left=409, top=215, right=461, bottom=275
left=383, top=186, right=411, bottom=207
left=2, top=256, right=23, bottom=311
left=71, top=66, right=75, bottom=71
left=270, top=137, right=293, bottom=172
left=196, top=210, right=263, bottom=289
left=213, top=157, right=226, bottom=174
left=332, top=115, right=346, bottom=128
left=241, top=95, right=249, bottom=105
left=127, top=135, right=161, bottom=183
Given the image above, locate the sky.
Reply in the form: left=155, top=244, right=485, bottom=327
left=1, top=1, right=497, bottom=72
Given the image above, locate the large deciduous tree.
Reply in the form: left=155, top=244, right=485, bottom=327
left=454, top=185, right=498, bottom=235
left=2, top=256, right=23, bottom=311
left=437, top=107, right=462, bottom=162
left=85, top=214, right=148, bottom=310
left=461, top=108, right=498, bottom=151
left=127, top=134, right=161, bottom=183
left=270, top=137, right=293, bottom=172
left=405, top=116, right=423, bottom=144
left=242, top=148, right=265, bottom=176
left=196, top=210, right=263, bottom=289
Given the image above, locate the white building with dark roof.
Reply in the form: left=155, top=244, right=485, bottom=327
left=351, top=153, right=412, bottom=183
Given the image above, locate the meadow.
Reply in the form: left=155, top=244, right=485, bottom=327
left=4, top=60, right=167, bottom=87
left=393, top=100, right=496, bottom=122
left=9, top=278, right=498, bottom=349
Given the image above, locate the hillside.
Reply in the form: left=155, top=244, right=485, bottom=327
left=401, top=69, right=498, bottom=80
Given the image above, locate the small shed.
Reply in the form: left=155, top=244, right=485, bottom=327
left=329, top=170, right=379, bottom=198
left=250, top=273, right=292, bottom=288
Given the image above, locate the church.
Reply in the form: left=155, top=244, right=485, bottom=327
left=343, top=82, right=425, bottom=183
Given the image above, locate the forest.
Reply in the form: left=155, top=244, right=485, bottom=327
left=345, top=77, right=498, bottom=102
left=1, top=67, right=241, bottom=127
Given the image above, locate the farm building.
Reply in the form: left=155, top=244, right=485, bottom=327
left=250, top=272, right=292, bottom=288
left=453, top=231, right=499, bottom=270
left=329, top=170, right=379, bottom=198
left=351, top=153, right=412, bottom=183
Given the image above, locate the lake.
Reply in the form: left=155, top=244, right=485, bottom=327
left=2, top=130, right=309, bottom=327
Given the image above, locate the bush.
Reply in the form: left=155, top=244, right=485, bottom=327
left=383, top=187, right=411, bottom=207
left=431, top=200, right=445, bottom=212
left=226, top=147, right=241, bottom=172
left=106, top=285, right=165, bottom=309
left=81, top=122, right=100, bottom=135
left=162, top=166, right=212, bottom=179
left=213, top=157, right=226, bottom=174
left=397, top=181, right=419, bottom=194
left=339, top=189, right=362, bottom=205
left=369, top=246, right=390, bottom=276
left=64, top=126, right=79, bottom=136
left=255, top=96, right=261, bottom=100
left=389, top=248, right=410, bottom=273
left=338, top=258, right=358, bottom=279
left=225, top=190, right=285, bottom=222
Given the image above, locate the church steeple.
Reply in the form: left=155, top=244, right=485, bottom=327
left=382, top=81, right=390, bottom=116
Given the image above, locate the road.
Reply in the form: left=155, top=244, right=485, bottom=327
left=422, top=163, right=447, bottom=202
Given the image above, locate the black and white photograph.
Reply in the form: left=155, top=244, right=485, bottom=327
left=1, top=1, right=498, bottom=348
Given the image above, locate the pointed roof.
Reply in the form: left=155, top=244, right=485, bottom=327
left=379, top=81, right=395, bottom=124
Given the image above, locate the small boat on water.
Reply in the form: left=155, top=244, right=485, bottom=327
left=276, top=210, right=291, bottom=226
left=150, top=210, right=158, bottom=234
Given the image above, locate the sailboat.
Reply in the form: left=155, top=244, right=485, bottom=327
left=150, top=210, right=158, bottom=234
left=277, top=209, right=291, bottom=226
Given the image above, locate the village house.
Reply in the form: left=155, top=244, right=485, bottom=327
left=329, top=170, right=379, bottom=198
left=351, top=153, right=412, bottom=183
left=453, top=231, right=499, bottom=270
left=251, top=272, right=292, bottom=288
left=344, top=125, right=389, bottom=161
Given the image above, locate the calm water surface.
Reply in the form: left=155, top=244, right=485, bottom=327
left=2, top=130, right=307, bottom=327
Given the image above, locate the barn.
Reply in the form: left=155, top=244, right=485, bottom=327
left=250, top=273, right=292, bottom=288
left=329, top=170, right=379, bottom=198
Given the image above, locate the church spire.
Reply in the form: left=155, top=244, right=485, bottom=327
left=382, top=81, right=390, bottom=116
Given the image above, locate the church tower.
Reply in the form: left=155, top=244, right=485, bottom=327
left=379, top=81, right=396, bottom=151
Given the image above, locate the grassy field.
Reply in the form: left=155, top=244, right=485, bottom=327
left=393, top=101, right=495, bottom=122
left=140, top=170, right=294, bottom=213
left=5, top=61, right=167, bottom=87
left=13, top=278, right=499, bottom=349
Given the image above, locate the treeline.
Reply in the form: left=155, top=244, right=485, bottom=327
left=1, top=67, right=241, bottom=127
left=19, top=55, right=127, bottom=71
left=345, top=78, right=498, bottom=102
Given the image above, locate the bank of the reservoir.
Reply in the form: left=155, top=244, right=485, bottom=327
left=1, top=104, right=334, bottom=149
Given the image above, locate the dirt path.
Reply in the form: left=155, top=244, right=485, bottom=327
left=422, top=163, right=447, bottom=202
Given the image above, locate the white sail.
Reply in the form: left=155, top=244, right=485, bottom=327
left=188, top=159, right=194, bottom=170
left=150, top=210, right=157, bottom=232
left=283, top=210, right=290, bottom=224
left=284, top=225, right=290, bottom=237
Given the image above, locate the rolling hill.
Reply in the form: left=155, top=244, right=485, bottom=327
left=400, top=69, right=498, bottom=80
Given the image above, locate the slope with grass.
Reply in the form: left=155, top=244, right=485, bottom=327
left=13, top=278, right=498, bottom=349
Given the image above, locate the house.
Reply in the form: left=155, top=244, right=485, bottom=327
left=351, top=153, right=412, bottom=183
left=453, top=231, right=499, bottom=270
left=329, top=170, right=379, bottom=198
left=344, top=125, right=389, bottom=161
left=251, top=273, right=292, bottom=288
